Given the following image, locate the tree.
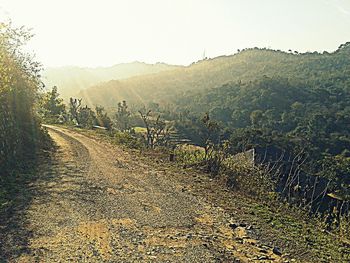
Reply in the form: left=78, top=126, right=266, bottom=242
left=68, top=99, right=96, bottom=128
left=78, top=105, right=96, bottom=128
left=115, top=100, right=130, bottom=131
left=250, top=110, right=264, bottom=127
left=95, top=106, right=112, bottom=130
left=0, top=21, right=45, bottom=170
left=39, top=86, right=66, bottom=122
left=138, top=110, right=169, bottom=148
left=69, top=98, right=82, bottom=125
left=201, top=113, right=220, bottom=160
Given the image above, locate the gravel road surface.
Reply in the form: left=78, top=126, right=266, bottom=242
left=0, top=126, right=283, bottom=262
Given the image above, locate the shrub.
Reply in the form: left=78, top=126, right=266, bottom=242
left=174, top=144, right=205, bottom=166
left=113, top=131, right=144, bottom=149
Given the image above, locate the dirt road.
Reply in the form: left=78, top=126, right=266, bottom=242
left=0, top=126, right=283, bottom=262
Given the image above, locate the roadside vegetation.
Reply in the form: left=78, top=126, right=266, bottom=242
left=0, top=22, right=51, bottom=208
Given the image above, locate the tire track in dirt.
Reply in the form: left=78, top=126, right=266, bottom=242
left=1, top=125, right=284, bottom=262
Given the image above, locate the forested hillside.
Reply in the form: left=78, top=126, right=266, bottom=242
left=169, top=44, right=350, bottom=207
left=0, top=22, right=47, bottom=172
left=79, top=45, right=350, bottom=108
left=43, top=62, right=181, bottom=100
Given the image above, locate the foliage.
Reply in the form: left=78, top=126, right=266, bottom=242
left=174, top=145, right=205, bottom=166
left=95, top=106, right=112, bottom=130
left=78, top=105, right=96, bottom=129
left=113, top=131, right=144, bottom=149
left=138, top=110, right=170, bottom=148
left=68, top=98, right=82, bottom=125
left=67, top=97, right=102, bottom=128
left=172, top=73, right=350, bottom=194
left=318, top=155, right=350, bottom=197
left=38, top=86, right=66, bottom=123
left=0, top=21, right=46, bottom=171
left=200, top=113, right=220, bottom=159
left=115, top=100, right=131, bottom=131
left=224, top=158, right=276, bottom=199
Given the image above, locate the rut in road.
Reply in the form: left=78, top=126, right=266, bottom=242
left=1, top=126, right=283, bottom=262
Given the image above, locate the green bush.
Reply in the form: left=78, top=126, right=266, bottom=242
left=113, top=131, right=144, bottom=149
left=174, top=144, right=205, bottom=166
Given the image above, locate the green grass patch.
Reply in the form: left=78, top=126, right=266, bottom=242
left=133, top=126, right=147, bottom=133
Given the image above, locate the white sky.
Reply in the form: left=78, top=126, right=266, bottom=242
left=0, top=0, right=350, bottom=67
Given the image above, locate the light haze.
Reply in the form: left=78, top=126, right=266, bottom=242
left=0, top=0, right=349, bottom=67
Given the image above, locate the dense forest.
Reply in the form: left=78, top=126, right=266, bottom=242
left=0, top=22, right=47, bottom=172
left=172, top=75, right=350, bottom=200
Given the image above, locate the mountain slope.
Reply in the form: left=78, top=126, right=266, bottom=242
left=78, top=46, right=350, bottom=108
left=42, top=62, right=181, bottom=99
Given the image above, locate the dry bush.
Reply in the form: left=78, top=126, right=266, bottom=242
left=223, top=156, right=276, bottom=200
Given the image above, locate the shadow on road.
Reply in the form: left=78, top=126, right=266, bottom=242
left=0, top=148, right=58, bottom=261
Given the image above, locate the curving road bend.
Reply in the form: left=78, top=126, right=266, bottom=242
left=1, top=125, right=283, bottom=262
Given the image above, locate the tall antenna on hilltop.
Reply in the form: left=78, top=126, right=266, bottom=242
left=202, top=49, right=207, bottom=60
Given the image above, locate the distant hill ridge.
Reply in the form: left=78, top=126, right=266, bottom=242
left=78, top=45, right=350, bottom=108
left=42, top=61, right=181, bottom=99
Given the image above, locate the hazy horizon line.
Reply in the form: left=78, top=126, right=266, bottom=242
left=42, top=42, right=347, bottom=69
